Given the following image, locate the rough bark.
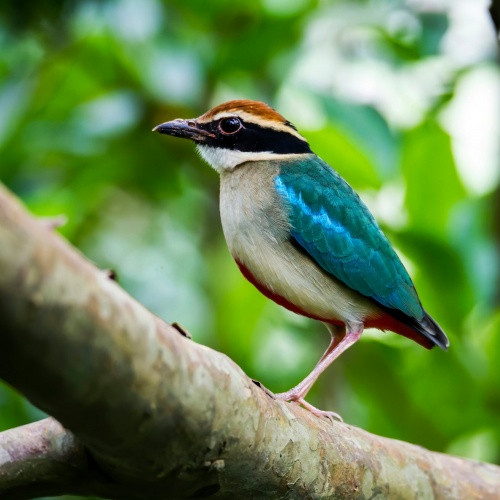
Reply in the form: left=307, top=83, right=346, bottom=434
left=0, top=419, right=113, bottom=499
left=0, top=182, right=499, bottom=499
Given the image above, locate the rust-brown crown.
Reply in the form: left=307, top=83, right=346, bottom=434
left=198, top=100, right=287, bottom=123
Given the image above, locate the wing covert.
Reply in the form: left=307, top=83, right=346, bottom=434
left=274, top=157, right=424, bottom=320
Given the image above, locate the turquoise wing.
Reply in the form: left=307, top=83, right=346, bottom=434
left=275, top=156, right=424, bottom=320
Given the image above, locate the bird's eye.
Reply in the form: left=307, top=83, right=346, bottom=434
left=219, top=117, right=242, bottom=134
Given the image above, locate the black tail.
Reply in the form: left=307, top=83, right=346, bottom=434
left=411, top=310, right=449, bottom=351
left=376, top=303, right=450, bottom=351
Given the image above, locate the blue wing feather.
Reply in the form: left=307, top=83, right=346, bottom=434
left=275, top=156, right=424, bottom=320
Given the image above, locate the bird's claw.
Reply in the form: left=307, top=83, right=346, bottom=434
left=295, top=398, right=343, bottom=422
left=274, top=391, right=343, bottom=422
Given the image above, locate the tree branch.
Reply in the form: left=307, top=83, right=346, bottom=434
left=0, top=418, right=113, bottom=499
left=0, top=182, right=499, bottom=499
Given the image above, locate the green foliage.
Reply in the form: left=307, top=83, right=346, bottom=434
left=0, top=1, right=498, bottom=485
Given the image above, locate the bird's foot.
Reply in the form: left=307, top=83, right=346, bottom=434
left=295, top=397, right=343, bottom=422
left=274, top=391, right=343, bottom=422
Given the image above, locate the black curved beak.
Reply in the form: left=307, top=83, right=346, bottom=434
left=152, top=119, right=215, bottom=142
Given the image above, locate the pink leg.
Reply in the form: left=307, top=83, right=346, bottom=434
left=274, top=322, right=363, bottom=420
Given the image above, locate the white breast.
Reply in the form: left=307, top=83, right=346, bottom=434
left=219, top=161, right=378, bottom=324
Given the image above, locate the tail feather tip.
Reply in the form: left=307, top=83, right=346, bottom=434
left=421, top=311, right=449, bottom=351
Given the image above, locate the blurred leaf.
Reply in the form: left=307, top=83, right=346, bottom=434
left=402, top=119, right=466, bottom=237
left=307, top=125, right=381, bottom=189
left=419, top=13, right=449, bottom=57
left=447, top=429, right=498, bottom=464
left=318, top=96, right=399, bottom=180
left=394, top=230, right=474, bottom=332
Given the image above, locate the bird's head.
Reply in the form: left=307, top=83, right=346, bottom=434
left=153, top=100, right=312, bottom=172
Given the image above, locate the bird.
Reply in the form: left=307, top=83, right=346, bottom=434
left=153, top=99, right=449, bottom=420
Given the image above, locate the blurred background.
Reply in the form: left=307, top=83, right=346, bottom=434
left=0, top=0, right=499, bottom=486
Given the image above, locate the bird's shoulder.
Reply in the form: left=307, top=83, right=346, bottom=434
left=275, top=155, right=380, bottom=242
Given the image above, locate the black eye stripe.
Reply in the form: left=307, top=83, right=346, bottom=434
left=194, top=119, right=311, bottom=154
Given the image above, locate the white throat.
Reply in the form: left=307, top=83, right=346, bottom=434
left=196, top=145, right=310, bottom=172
